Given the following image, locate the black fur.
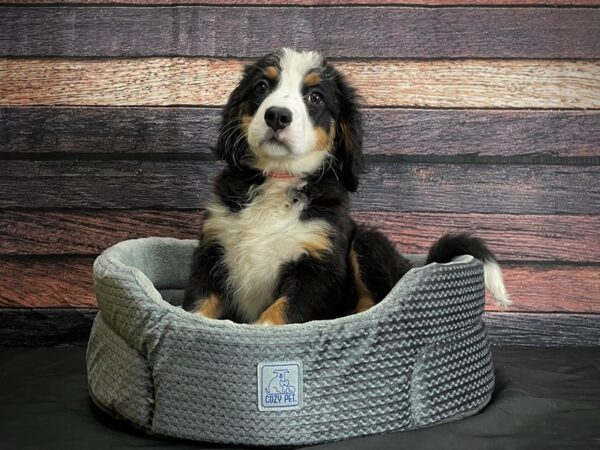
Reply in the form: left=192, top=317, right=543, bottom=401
left=426, top=233, right=497, bottom=265
left=353, top=226, right=411, bottom=302
left=331, top=69, right=364, bottom=192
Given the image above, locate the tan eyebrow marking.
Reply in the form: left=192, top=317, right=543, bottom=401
left=264, top=66, right=279, bottom=80
left=304, top=71, right=321, bottom=87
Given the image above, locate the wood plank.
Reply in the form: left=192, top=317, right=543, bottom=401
left=2, top=210, right=599, bottom=263
left=0, top=210, right=204, bottom=256
left=0, top=160, right=219, bottom=209
left=2, top=59, right=599, bottom=108
left=355, top=163, right=600, bottom=214
left=2, top=7, right=599, bottom=59
left=484, top=313, right=600, bottom=346
left=3, top=1, right=599, bottom=5
left=1, top=307, right=598, bottom=347
left=354, top=212, right=600, bottom=263
left=1, top=257, right=598, bottom=312
left=0, top=107, right=219, bottom=156
left=0, top=308, right=96, bottom=347
left=1, top=160, right=598, bottom=213
left=0, top=257, right=95, bottom=308
left=3, top=107, right=600, bottom=157
left=485, top=265, right=600, bottom=313
left=363, top=109, right=600, bottom=158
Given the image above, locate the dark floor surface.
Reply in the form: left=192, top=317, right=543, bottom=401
left=0, top=346, right=599, bottom=450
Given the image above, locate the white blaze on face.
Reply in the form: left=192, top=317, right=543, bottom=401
left=247, top=49, right=325, bottom=174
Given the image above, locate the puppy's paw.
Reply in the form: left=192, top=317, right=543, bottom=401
left=254, top=318, right=275, bottom=326
left=193, top=294, right=223, bottom=319
left=255, top=297, right=288, bottom=326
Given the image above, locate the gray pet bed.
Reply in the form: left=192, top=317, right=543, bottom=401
left=87, top=237, right=494, bottom=446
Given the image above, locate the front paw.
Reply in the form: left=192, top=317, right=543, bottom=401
left=255, top=296, right=288, bottom=326
left=193, top=294, right=223, bottom=319
left=254, top=318, right=275, bottom=326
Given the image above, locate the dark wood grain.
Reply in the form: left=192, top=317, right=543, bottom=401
left=0, top=160, right=224, bottom=209
left=0, top=107, right=219, bottom=156
left=1, top=160, right=598, bottom=213
left=484, top=313, right=600, bottom=347
left=1, top=7, right=599, bottom=58
left=3, top=0, right=600, bottom=5
left=3, top=107, right=600, bottom=158
left=1, top=307, right=598, bottom=347
left=1, top=257, right=598, bottom=312
left=0, top=257, right=95, bottom=308
left=4, top=59, right=599, bottom=108
left=362, top=109, right=600, bottom=158
left=0, top=308, right=96, bottom=347
left=352, top=163, right=600, bottom=214
left=2, top=210, right=599, bottom=264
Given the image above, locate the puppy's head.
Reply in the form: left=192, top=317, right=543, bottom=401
left=217, top=48, right=363, bottom=192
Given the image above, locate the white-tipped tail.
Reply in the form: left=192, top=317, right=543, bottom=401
left=483, top=259, right=511, bottom=308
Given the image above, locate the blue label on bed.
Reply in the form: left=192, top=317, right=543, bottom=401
left=257, top=361, right=303, bottom=411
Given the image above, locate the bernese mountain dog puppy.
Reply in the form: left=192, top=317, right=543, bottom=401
left=183, top=48, right=510, bottom=325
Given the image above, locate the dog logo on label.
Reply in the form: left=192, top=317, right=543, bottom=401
left=257, top=361, right=302, bottom=411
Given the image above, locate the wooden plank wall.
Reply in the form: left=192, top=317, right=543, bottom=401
left=1, top=0, right=599, bottom=345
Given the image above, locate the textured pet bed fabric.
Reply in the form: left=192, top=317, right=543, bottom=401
left=86, top=237, right=495, bottom=446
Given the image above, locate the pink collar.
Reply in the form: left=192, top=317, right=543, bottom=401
left=265, top=171, right=299, bottom=180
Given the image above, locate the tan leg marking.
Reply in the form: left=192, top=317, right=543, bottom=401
left=195, top=293, right=223, bottom=319
left=303, top=71, right=321, bottom=87
left=256, top=296, right=288, bottom=326
left=264, top=66, right=279, bottom=81
left=350, top=247, right=376, bottom=313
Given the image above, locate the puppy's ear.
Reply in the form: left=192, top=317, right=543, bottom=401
left=215, top=80, right=247, bottom=168
left=334, top=75, right=364, bottom=193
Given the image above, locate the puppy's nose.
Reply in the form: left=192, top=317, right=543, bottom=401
left=264, top=107, right=292, bottom=132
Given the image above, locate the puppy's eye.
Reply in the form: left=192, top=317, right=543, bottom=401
left=308, top=91, right=324, bottom=105
left=254, top=81, right=269, bottom=96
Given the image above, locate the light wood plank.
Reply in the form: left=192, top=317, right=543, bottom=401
left=2, top=59, right=599, bottom=108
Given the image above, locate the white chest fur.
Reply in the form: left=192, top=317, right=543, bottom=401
left=203, top=179, right=331, bottom=323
